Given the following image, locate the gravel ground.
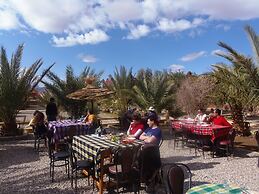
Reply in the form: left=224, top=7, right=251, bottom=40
left=0, top=135, right=259, bottom=194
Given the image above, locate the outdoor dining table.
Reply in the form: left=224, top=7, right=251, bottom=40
left=171, top=120, right=231, bottom=143
left=186, top=183, right=249, bottom=194
left=48, top=120, right=89, bottom=143
left=72, top=134, right=144, bottom=194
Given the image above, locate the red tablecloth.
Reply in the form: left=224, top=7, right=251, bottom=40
left=171, top=120, right=231, bottom=142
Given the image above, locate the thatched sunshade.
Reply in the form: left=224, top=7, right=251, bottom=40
left=66, top=77, right=114, bottom=111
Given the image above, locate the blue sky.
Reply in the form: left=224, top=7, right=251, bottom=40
left=1, top=0, right=259, bottom=79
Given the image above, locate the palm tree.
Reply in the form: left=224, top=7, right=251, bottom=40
left=104, top=66, right=135, bottom=115
left=0, top=44, right=54, bottom=135
left=133, top=68, right=175, bottom=113
left=212, top=40, right=259, bottom=134
left=42, top=65, right=103, bottom=118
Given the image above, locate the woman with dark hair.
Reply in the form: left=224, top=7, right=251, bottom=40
left=139, top=115, right=161, bottom=145
left=34, top=111, right=48, bottom=137
left=127, top=113, right=144, bottom=138
left=209, top=109, right=232, bottom=127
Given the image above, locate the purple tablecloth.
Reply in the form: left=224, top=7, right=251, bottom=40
left=48, top=120, right=89, bottom=143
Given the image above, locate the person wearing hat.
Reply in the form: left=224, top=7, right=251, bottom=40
left=147, top=106, right=158, bottom=118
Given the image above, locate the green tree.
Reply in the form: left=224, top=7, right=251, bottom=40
left=0, top=44, right=54, bottom=135
left=42, top=65, right=103, bottom=118
left=212, top=38, right=259, bottom=134
left=133, top=68, right=175, bottom=113
left=104, top=66, right=135, bottom=115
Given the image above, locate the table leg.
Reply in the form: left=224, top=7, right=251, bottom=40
left=98, top=175, right=104, bottom=194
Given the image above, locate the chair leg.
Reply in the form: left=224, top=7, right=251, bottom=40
left=75, top=169, right=77, bottom=193
left=67, top=160, right=70, bottom=178
left=49, top=161, right=52, bottom=178
left=173, top=138, right=176, bottom=149
left=34, top=137, right=37, bottom=150
left=37, top=139, right=40, bottom=151
left=226, top=145, right=230, bottom=160
left=194, top=139, right=197, bottom=156
left=52, top=161, right=55, bottom=182
left=212, top=144, right=215, bottom=158
left=71, top=170, right=74, bottom=188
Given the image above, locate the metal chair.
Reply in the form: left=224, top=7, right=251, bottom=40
left=159, top=136, right=164, bottom=148
left=108, top=147, right=137, bottom=193
left=162, top=163, right=192, bottom=194
left=47, top=132, right=70, bottom=182
left=132, top=144, right=162, bottom=193
left=213, top=128, right=236, bottom=158
left=255, top=130, right=259, bottom=151
left=69, top=145, right=94, bottom=193
left=172, top=128, right=186, bottom=149
left=33, top=124, right=47, bottom=151
left=64, top=126, right=77, bottom=144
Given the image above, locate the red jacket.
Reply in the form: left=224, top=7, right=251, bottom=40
left=128, top=122, right=144, bottom=136
left=212, top=116, right=232, bottom=127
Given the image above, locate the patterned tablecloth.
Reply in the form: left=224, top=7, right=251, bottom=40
left=72, top=135, right=143, bottom=178
left=48, top=120, right=89, bottom=143
left=171, top=120, right=230, bottom=142
left=187, top=183, right=247, bottom=194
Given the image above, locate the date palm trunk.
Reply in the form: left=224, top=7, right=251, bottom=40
left=230, top=104, right=250, bottom=136
left=2, top=117, right=18, bottom=136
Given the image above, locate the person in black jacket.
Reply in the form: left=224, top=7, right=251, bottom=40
left=46, top=97, right=58, bottom=121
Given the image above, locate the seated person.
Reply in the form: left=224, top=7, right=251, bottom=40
left=209, top=109, right=232, bottom=127
left=147, top=106, right=158, bottom=118
left=34, top=111, right=48, bottom=137
left=207, top=108, right=215, bottom=121
left=127, top=113, right=144, bottom=138
left=194, top=109, right=207, bottom=123
left=83, top=109, right=97, bottom=124
left=142, top=106, right=159, bottom=130
left=27, top=110, right=40, bottom=127
left=139, top=115, right=162, bottom=145
left=84, top=109, right=99, bottom=134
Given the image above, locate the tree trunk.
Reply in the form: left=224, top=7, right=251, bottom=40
left=2, top=117, right=18, bottom=136
left=231, top=104, right=250, bottom=135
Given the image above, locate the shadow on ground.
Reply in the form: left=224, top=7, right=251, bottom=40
left=0, top=140, right=41, bottom=169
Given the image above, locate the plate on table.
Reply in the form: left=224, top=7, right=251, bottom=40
left=200, top=124, right=209, bottom=127
left=124, top=137, right=135, bottom=143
